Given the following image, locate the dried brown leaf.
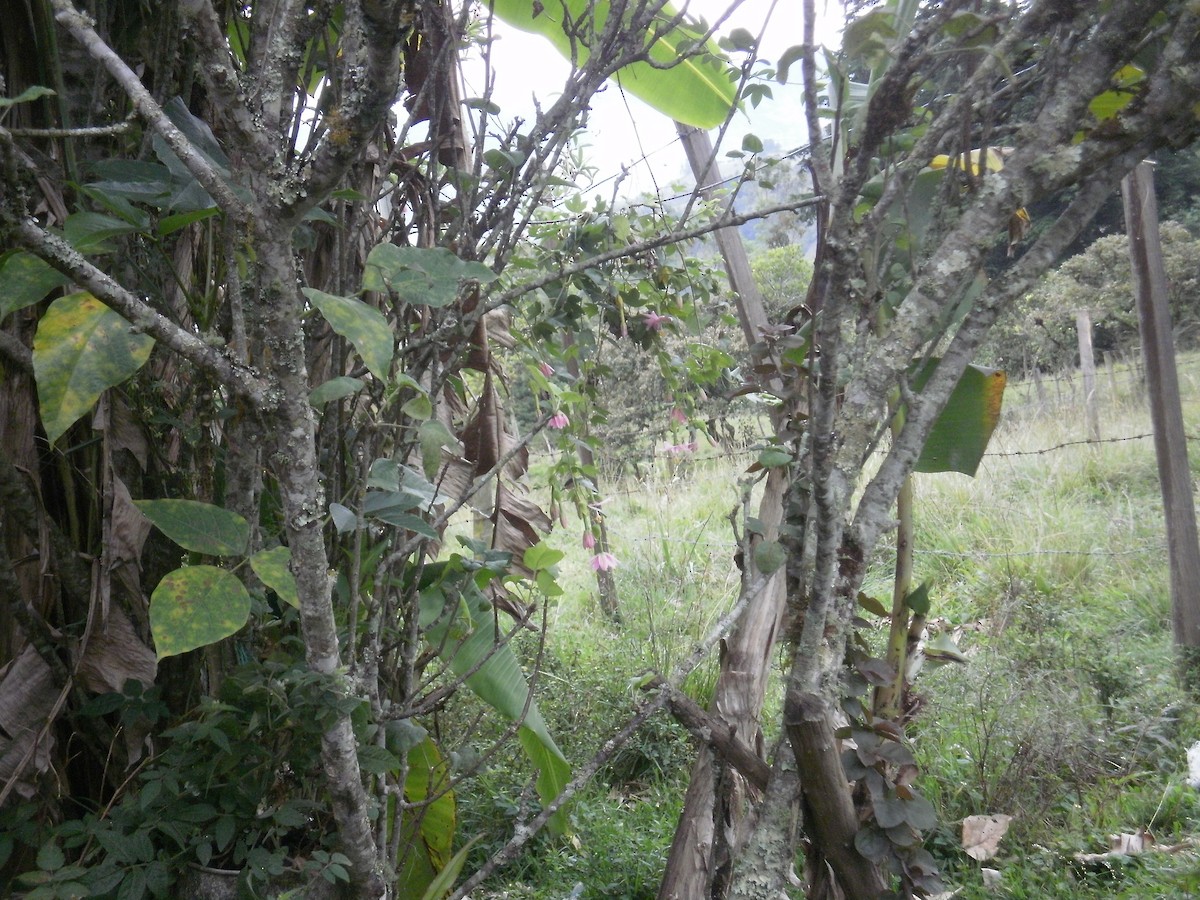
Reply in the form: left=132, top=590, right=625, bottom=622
left=0, top=647, right=59, bottom=798
left=962, top=814, right=1013, bottom=861
left=76, top=607, right=157, bottom=695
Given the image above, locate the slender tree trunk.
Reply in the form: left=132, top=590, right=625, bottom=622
left=253, top=242, right=385, bottom=896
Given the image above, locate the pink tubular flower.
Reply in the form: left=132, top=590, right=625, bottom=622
left=590, top=552, right=618, bottom=572
left=539, top=362, right=555, bottom=377
left=644, top=311, right=671, bottom=330
left=670, top=407, right=687, bottom=425
left=548, top=412, right=569, bottom=429
left=582, top=531, right=596, bottom=550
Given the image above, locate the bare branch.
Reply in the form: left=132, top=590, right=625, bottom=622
left=487, top=195, right=825, bottom=309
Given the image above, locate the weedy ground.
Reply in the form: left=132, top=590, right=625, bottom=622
left=463, top=356, right=1200, bottom=900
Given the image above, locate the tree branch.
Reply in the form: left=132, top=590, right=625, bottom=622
left=643, top=675, right=771, bottom=791
left=486, top=196, right=824, bottom=309
left=50, top=0, right=251, bottom=219
left=176, top=0, right=274, bottom=160
left=294, top=0, right=410, bottom=220
left=3, top=214, right=271, bottom=408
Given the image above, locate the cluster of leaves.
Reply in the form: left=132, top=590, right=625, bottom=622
left=5, top=663, right=351, bottom=898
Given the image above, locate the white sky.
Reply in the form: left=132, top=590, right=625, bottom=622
left=467, top=0, right=844, bottom=199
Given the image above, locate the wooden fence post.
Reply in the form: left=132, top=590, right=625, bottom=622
left=1075, top=309, right=1101, bottom=442
left=1122, top=161, right=1200, bottom=676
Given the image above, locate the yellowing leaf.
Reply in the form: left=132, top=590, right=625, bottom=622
left=302, top=288, right=394, bottom=382
left=249, top=546, right=300, bottom=608
left=149, top=565, right=250, bottom=659
left=1088, top=89, right=1134, bottom=121
left=489, top=0, right=736, bottom=128
left=929, top=147, right=1010, bottom=176
left=912, top=361, right=1006, bottom=477
left=33, top=292, right=154, bottom=445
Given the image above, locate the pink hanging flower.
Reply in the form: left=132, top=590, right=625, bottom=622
left=590, top=552, right=619, bottom=572
left=670, top=407, right=687, bottom=425
left=539, top=362, right=555, bottom=378
left=548, top=412, right=569, bottom=429
left=644, top=311, right=671, bottom=330
left=582, top=531, right=596, bottom=550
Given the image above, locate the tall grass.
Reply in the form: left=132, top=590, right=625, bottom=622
left=471, top=356, right=1200, bottom=899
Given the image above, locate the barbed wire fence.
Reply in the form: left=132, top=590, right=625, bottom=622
left=531, top=356, right=1199, bottom=572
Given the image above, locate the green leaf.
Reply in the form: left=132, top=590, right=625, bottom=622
left=523, top=542, right=565, bottom=571
left=310, top=375, right=365, bottom=407
left=418, top=837, right=480, bottom=900
left=358, top=744, right=402, bottom=775
left=395, top=737, right=458, bottom=899
left=741, top=133, right=764, bottom=154
left=364, top=487, right=420, bottom=516
left=1089, top=89, right=1135, bottom=122
left=0, top=251, right=71, bottom=321
left=0, top=85, right=55, bottom=109
left=489, top=0, right=735, bottom=127
left=64, top=211, right=143, bottom=252
left=362, top=489, right=440, bottom=539
left=33, top=292, right=155, bottom=445
left=149, top=565, right=251, bottom=659
left=329, top=502, right=358, bottom=534
left=752, top=539, right=786, bottom=575
left=904, top=582, right=930, bottom=615
left=363, top=245, right=497, bottom=309
left=134, top=499, right=250, bottom=556
left=775, top=45, right=804, bottom=84
left=925, top=631, right=968, bottom=665
left=35, top=841, right=64, bottom=873
left=418, top=419, right=461, bottom=479
left=249, top=547, right=300, bottom=608
left=424, top=587, right=571, bottom=832
left=536, top=568, right=563, bottom=597
left=912, top=361, right=1006, bottom=476
left=901, top=790, right=938, bottom=830
left=157, top=207, right=219, bottom=237
left=384, top=719, right=428, bottom=756
left=302, top=288, right=393, bottom=382
left=858, top=592, right=890, bottom=617
left=757, top=447, right=792, bottom=468
left=402, top=393, right=433, bottom=421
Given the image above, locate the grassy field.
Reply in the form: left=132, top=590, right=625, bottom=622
left=462, top=356, right=1200, bottom=899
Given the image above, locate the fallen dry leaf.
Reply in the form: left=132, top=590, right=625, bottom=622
left=963, top=813, right=1014, bottom=861
left=1076, top=828, right=1164, bottom=864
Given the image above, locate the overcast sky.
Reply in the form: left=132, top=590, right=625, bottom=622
left=465, top=0, right=843, bottom=200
